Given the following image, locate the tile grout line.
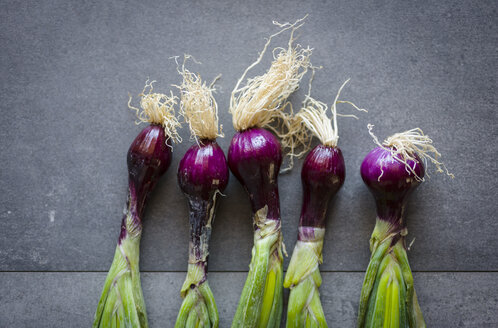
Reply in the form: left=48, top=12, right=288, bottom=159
left=0, top=270, right=497, bottom=273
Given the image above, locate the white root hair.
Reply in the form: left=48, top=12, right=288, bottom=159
left=173, top=54, right=222, bottom=142
left=281, top=72, right=366, bottom=159
left=367, top=124, right=454, bottom=181
left=229, top=16, right=312, bottom=134
left=128, top=79, right=182, bottom=143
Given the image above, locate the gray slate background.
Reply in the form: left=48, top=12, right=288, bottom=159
left=0, top=0, right=497, bottom=327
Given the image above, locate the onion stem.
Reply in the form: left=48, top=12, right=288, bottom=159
left=231, top=207, right=284, bottom=328
left=357, top=219, right=426, bottom=328
left=284, top=228, right=326, bottom=327
left=93, top=207, right=147, bottom=328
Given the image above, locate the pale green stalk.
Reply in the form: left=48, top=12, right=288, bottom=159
left=284, top=227, right=327, bottom=328
left=175, top=263, right=219, bottom=328
left=357, top=219, right=426, bottom=328
left=231, top=206, right=284, bottom=328
left=93, top=208, right=147, bottom=328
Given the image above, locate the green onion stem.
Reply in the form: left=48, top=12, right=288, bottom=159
left=357, top=219, right=426, bottom=328
left=284, top=227, right=327, bottom=328
left=175, top=260, right=219, bottom=328
left=93, top=209, right=147, bottom=328
left=231, top=206, right=284, bottom=328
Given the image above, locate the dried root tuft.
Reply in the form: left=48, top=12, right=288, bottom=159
left=229, top=16, right=312, bottom=133
left=368, top=124, right=454, bottom=181
left=128, top=79, right=181, bottom=143
left=281, top=72, right=366, bottom=161
left=173, top=55, right=222, bottom=142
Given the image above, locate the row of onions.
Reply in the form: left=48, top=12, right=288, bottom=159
left=92, top=17, right=452, bottom=328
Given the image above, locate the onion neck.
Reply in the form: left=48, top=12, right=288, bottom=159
left=299, top=187, right=331, bottom=228
left=118, top=180, right=147, bottom=244
left=187, top=195, right=217, bottom=271
left=366, top=179, right=418, bottom=250
left=247, top=184, right=280, bottom=221
left=374, top=196, right=407, bottom=228
left=117, top=167, right=165, bottom=244
left=370, top=199, right=408, bottom=253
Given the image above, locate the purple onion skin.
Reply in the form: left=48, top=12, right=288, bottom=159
left=298, top=145, right=345, bottom=240
left=119, top=124, right=172, bottom=242
left=178, top=140, right=229, bottom=200
left=228, top=128, right=282, bottom=221
left=360, top=147, right=424, bottom=226
left=178, top=140, right=229, bottom=264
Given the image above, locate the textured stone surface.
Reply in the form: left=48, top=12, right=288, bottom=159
left=0, top=272, right=497, bottom=327
left=0, top=0, right=497, bottom=326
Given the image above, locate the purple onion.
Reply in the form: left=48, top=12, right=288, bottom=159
left=119, top=124, right=172, bottom=242
left=298, top=145, right=345, bottom=238
left=177, top=139, right=229, bottom=266
left=360, top=147, right=424, bottom=225
left=178, top=140, right=229, bottom=200
left=228, top=127, right=282, bottom=221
